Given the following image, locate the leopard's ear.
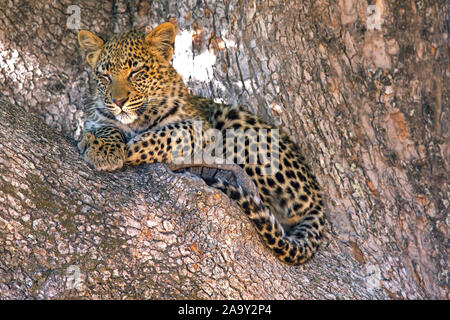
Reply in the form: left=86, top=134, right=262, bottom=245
left=78, top=30, right=104, bottom=67
left=145, top=22, right=176, bottom=61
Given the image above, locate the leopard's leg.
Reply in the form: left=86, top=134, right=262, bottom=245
left=78, top=125, right=126, bottom=171
left=125, top=119, right=205, bottom=166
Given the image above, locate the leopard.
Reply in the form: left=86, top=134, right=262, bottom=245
left=77, top=22, right=325, bottom=265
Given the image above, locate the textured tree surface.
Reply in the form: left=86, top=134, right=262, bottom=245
left=0, top=0, right=448, bottom=299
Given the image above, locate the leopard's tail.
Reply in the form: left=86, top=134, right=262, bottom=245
left=203, top=177, right=324, bottom=265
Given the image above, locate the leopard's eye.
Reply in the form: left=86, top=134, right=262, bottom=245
left=96, top=72, right=111, bottom=82
left=128, top=67, right=144, bottom=80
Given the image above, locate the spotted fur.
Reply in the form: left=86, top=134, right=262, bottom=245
left=77, top=22, right=325, bottom=265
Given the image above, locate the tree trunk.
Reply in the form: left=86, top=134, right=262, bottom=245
left=0, top=0, right=447, bottom=299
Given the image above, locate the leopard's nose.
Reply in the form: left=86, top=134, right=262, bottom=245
left=112, top=97, right=128, bottom=108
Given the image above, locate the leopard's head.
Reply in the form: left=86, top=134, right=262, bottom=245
left=78, top=23, right=179, bottom=124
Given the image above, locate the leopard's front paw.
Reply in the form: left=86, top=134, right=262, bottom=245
left=78, top=132, right=125, bottom=171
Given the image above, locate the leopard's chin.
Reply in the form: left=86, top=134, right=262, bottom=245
left=116, top=112, right=137, bottom=125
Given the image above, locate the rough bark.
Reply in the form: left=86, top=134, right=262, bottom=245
left=0, top=0, right=448, bottom=299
